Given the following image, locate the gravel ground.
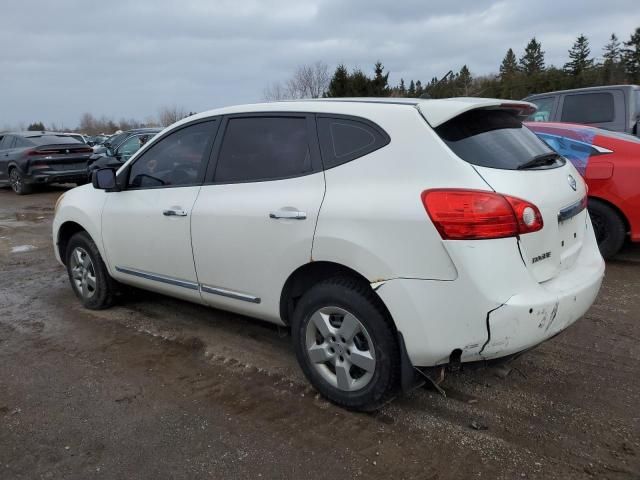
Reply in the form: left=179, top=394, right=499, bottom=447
left=0, top=186, right=638, bottom=479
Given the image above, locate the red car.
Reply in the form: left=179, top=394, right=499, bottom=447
left=526, top=122, right=640, bottom=258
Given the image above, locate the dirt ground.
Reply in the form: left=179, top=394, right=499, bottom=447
left=0, top=186, right=638, bottom=480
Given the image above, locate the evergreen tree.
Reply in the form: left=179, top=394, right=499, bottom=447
left=408, top=80, right=416, bottom=97
left=622, top=27, right=640, bottom=82
left=564, top=34, right=594, bottom=75
left=349, top=69, right=370, bottom=96
left=519, top=37, right=545, bottom=75
left=370, top=61, right=390, bottom=96
left=27, top=122, right=46, bottom=131
left=603, top=33, right=622, bottom=64
left=457, top=65, right=473, bottom=95
left=398, top=78, right=406, bottom=95
left=499, top=48, right=519, bottom=79
left=415, top=80, right=423, bottom=97
left=326, top=64, right=350, bottom=97
left=602, top=33, right=624, bottom=84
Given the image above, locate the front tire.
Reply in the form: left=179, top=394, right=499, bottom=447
left=9, top=168, right=32, bottom=195
left=588, top=199, right=626, bottom=259
left=65, top=231, right=116, bottom=309
left=292, top=277, right=400, bottom=411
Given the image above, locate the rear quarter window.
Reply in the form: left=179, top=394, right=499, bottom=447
left=561, top=93, right=615, bottom=124
left=435, top=109, right=555, bottom=170
left=317, top=116, right=390, bottom=169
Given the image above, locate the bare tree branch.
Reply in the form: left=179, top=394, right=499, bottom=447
left=263, top=61, right=330, bottom=101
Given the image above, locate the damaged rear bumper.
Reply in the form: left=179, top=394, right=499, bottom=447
left=375, top=235, right=604, bottom=368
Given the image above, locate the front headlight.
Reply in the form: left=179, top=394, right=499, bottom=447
left=54, top=192, right=66, bottom=214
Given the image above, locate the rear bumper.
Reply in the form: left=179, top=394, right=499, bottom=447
left=26, top=169, right=87, bottom=185
left=376, top=223, right=605, bottom=367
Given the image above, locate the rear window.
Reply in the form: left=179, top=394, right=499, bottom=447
left=561, top=93, right=615, bottom=124
left=435, top=109, right=556, bottom=170
left=27, top=135, right=81, bottom=145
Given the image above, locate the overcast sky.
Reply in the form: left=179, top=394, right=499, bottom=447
left=1, top=0, right=637, bottom=129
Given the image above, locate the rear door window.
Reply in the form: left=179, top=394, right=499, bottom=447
left=560, top=93, right=615, bottom=124
left=213, top=116, right=313, bottom=183
left=435, top=109, right=560, bottom=170
left=317, top=116, right=390, bottom=169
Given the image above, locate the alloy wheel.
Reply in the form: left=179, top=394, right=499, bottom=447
left=9, top=169, right=22, bottom=193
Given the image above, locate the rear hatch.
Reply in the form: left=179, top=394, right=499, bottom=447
left=427, top=105, right=588, bottom=283
left=26, top=136, right=93, bottom=171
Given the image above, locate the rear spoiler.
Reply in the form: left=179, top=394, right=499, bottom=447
left=417, top=98, right=537, bottom=127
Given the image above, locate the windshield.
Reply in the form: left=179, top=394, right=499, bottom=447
left=435, top=109, right=561, bottom=170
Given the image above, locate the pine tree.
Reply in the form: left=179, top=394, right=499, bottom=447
left=457, top=65, right=473, bottom=95
left=370, top=61, right=390, bottom=96
left=326, top=64, right=350, bottom=97
left=622, top=27, right=640, bottom=83
left=602, top=33, right=624, bottom=84
left=350, top=69, right=370, bottom=96
left=519, top=37, right=545, bottom=75
left=499, top=48, right=519, bottom=79
left=408, top=80, right=416, bottom=97
left=564, top=34, right=594, bottom=75
left=415, top=80, right=423, bottom=97
left=398, top=78, right=406, bottom=95
left=603, top=33, right=621, bottom=64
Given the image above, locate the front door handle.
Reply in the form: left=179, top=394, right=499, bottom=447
left=163, top=208, right=188, bottom=217
left=269, top=209, right=307, bottom=220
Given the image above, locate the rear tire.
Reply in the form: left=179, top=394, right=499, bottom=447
left=291, top=276, right=400, bottom=411
left=9, top=168, right=32, bottom=195
left=588, top=198, right=626, bottom=259
left=65, top=231, right=116, bottom=309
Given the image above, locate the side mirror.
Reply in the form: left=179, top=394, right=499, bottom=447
left=92, top=168, right=118, bottom=191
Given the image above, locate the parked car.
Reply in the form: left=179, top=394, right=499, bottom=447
left=524, top=85, right=640, bottom=135
left=87, top=135, right=109, bottom=147
left=0, top=131, right=93, bottom=194
left=92, top=128, right=160, bottom=156
left=62, top=132, right=88, bottom=144
left=87, top=130, right=160, bottom=178
left=53, top=98, right=604, bottom=410
left=527, top=121, right=640, bottom=258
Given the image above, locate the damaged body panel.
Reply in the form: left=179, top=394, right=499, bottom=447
left=375, top=217, right=604, bottom=368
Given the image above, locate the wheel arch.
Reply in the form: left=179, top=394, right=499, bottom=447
left=57, top=221, right=88, bottom=265
left=279, top=260, right=395, bottom=329
left=588, top=195, right=630, bottom=233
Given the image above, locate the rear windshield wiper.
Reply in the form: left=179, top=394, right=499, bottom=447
left=517, top=152, right=562, bottom=170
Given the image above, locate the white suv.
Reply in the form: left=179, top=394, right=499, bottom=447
left=53, top=98, right=605, bottom=410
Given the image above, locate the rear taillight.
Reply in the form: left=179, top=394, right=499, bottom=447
left=26, top=149, right=47, bottom=156
left=421, top=189, right=543, bottom=240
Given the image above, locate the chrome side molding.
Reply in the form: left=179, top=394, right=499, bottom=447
left=115, top=266, right=199, bottom=290
left=200, top=284, right=261, bottom=304
left=115, top=266, right=261, bottom=303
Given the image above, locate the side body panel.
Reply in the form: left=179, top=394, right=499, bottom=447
left=313, top=105, right=490, bottom=282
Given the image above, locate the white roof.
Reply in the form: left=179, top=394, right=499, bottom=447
left=172, top=97, right=536, bottom=131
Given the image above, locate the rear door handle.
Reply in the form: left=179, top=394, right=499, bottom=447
left=163, top=208, right=188, bottom=217
left=269, top=209, right=307, bottom=220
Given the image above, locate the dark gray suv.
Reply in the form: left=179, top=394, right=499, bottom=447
left=524, top=85, right=640, bottom=135
left=0, top=132, right=93, bottom=194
